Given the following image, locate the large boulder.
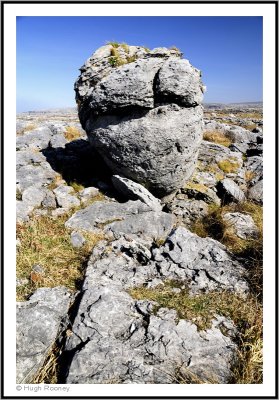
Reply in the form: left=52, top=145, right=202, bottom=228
left=75, top=44, right=205, bottom=197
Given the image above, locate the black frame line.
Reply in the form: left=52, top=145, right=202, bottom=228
left=1, top=1, right=278, bottom=399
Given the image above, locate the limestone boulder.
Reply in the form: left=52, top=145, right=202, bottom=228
left=75, top=45, right=204, bottom=197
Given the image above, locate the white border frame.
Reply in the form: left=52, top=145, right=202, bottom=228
left=3, top=2, right=277, bottom=398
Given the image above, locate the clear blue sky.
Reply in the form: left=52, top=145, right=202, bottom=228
left=16, top=16, right=262, bottom=112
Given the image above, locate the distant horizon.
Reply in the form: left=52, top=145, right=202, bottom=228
left=17, top=16, right=263, bottom=113
left=17, top=100, right=263, bottom=114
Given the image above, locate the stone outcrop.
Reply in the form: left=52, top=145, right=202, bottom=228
left=16, top=287, right=72, bottom=383
left=65, top=199, right=175, bottom=242
left=64, top=231, right=241, bottom=384
left=75, top=45, right=205, bottom=197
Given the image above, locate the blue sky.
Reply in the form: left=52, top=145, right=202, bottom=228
left=16, top=16, right=262, bottom=112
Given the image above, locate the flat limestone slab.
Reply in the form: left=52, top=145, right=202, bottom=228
left=16, top=287, right=72, bottom=383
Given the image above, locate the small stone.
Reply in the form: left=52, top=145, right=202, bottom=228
left=22, top=187, right=46, bottom=209
left=16, top=278, right=29, bottom=287
left=112, top=175, right=162, bottom=211
left=217, top=178, right=246, bottom=204
left=171, top=288, right=181, bottom=294
left=54, top=185, right=80, bottom=209
left=32, top=264, right=45, bottom=274
left=223, top=212, right=259, bottom=239
left=16, top=201, right=32, bottom=223
left=79, top=187, right=100, bottom=205
left=70, top=231, right=86, bottom=248
left=41, top=190, right=57, bottom=209
left=248, top=180, right=263, bottom=205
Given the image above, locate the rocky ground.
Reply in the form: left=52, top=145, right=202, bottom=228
left=16, top=104, right=263, bottom=385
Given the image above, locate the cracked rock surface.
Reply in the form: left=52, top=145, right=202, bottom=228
left=16, top=287, right=72, bottom=383
left=64, top=226, right=247, bottom=383
left=75, top=45, right=204, bottom=197
left=65, top=199, right=175, bottom=242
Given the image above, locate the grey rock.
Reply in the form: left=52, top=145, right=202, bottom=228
left=88, top=57, right=165, bottom=114
left=16, top=287, right=71, bottom=383
left=41, top=189, right=57, bottom=209
left=16, top=150, right=46, bottom=168
left=79, top=186, right=100, bottom=205
left=70, top=231, right=86, bottom=248
left=64, top=232, right=238, bottom=384
left=53, top=185, right=80, bottom=209
left=152, top=227, right=248, bottom=294
left=217, top=178, right=246, bottom=204
left=156, top=58, right=204, bottom=106
left=21, top=187, right=46, bottom=209
left=244, top=156, right=263, bottom=185
left=193, top=171, right=220, bottom=188
left=87, top=104, right=203, bottom=197
left=65, top=200, right=175, bottom=241
left=32, top=264, right=45, bottom=274
left=223, top=212, right=259, bottom=239
left=248, top=180, right=263, bottom=204
left=167, top=198, right=208, bottom=224
left=76, top=45, right=204, bottom=197
left=225, top=125, right=257, bottom=144
left=199, top=140, right=243, bottom=167
left=16, top=165, right=56, bottom=192
left=49, top=133, right=67, bottom=148
left=111, top=175, right=162, bottom=211
left=181, top=183, right=221, bottom=205
left=16, top=126, right=53, bottom=151
left=16, top=201, right=32, bottom=223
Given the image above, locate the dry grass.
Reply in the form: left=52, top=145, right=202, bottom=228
left=190, top=201, right=263, bottom=297
left=217, top=158, right=241, bottom=173
left=107, top=41, right=120, bottom=48
left=203, top=130, right=232, bottom=147
left=69, top=181, right=84, bottom=192
left=245, top=170, right=257, bottom=182
left=130, top=281, right=263, bottom=384
left=64, top=126, right=82, bottom=141
left=16, top=213, right=103, bottom=301
left=32, top=343, right=60, bottom=384
left=239, top=112, right=262, bottom=119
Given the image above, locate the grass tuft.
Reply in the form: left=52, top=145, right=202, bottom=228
left=69, top=181, right=84, bottom=192
left=203, top=130, right=232, bottom=147
left=217, top=158, right=241, bottom=173
left=64, top=126, right=82, bottom=141
left=107, top=41, right=120, bottom=48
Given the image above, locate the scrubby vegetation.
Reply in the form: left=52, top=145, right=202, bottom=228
left=203, top=130, right=232, bottom=147
left=217, top=158, right=241, bottom=173
left=64, top=126, right=82, bottom=141
left=16, top=213, right=103, bottom=301
left=191, top=201, right=263, bottom=297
